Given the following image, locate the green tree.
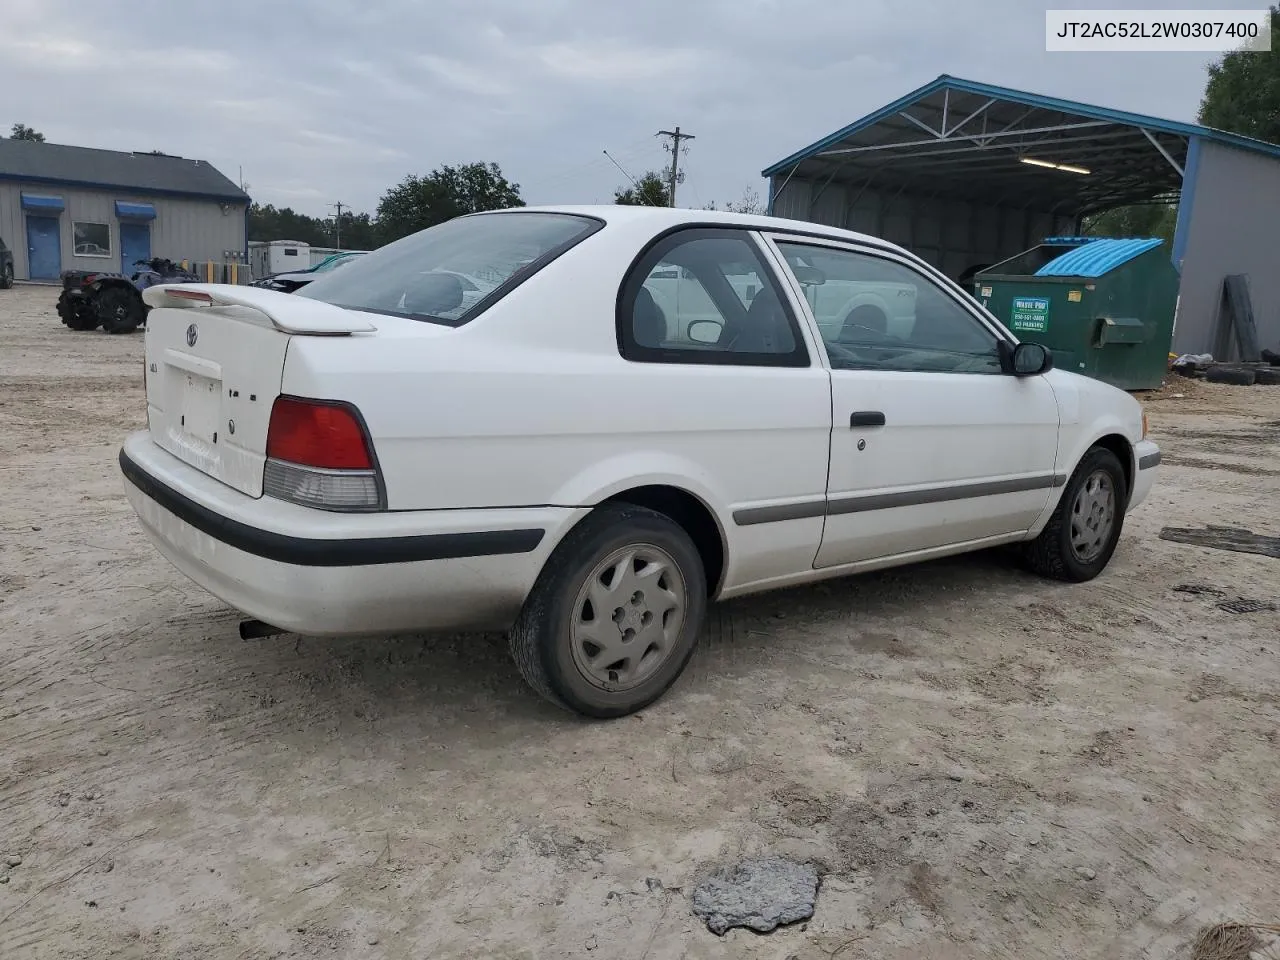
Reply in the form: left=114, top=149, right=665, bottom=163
left=9, top=123, right=45, bottom=142
left=1198, top=5, right=1280, bottom=143
left=1083, top=203, right=1178, bottom=244
left=332, top=211, right=379, bottom=250
left=376, top=162, right=523, bottom=243
left=247, top=203, right=331, bottom=246
left=614, top=171, right=670, bottom=206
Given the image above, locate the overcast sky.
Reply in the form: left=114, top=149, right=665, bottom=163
left=0, top=0, right=1234, bottom=217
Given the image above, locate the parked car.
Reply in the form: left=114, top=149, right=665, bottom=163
left=118, top=206, right=1160, bottom=718
left=250, top=250, right=365, bottom=293
left=0, top=235, right=14, bottom=289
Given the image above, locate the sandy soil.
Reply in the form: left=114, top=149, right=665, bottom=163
left=2, top=283, right=1278, bottom=960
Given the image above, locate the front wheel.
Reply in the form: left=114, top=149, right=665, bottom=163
left=508, top=504, right=707, bottom=718
left=1023, top=447, right=1127, bottom=582
left=96, top=287, right=146, bottom=334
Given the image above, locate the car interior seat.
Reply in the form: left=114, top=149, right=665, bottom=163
left=725, top=284, right=793, bottom=353
left=633, top=286, right=668, bottom=347
left=402, top=272, right=464, bottom=316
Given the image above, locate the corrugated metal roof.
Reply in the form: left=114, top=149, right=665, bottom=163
left=1035, top=238, right=1164, bottom=277
left=0, top=138, right=249, bottom=202
left=763, top=74, right=1280, bottom=179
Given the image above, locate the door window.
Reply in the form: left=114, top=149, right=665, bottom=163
left=775, top=241, right=1003, bottom=374
left=618, top=229, right=808, bottom=366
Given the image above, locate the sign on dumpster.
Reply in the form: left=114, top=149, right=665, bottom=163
left=1010, top=296, right=1050, bottom=333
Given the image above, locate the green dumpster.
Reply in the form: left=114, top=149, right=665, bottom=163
left=973, top=236, right=1179, bottom=391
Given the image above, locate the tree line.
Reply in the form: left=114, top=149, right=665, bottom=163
left=250, top=163, right=762, bottom=250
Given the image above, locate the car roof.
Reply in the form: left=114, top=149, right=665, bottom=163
left=495, top=204, right=890, bottom=249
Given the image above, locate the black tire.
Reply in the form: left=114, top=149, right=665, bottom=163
left=1261, top=348, right=1280, bottom=366
left=96, top=287, right=145, bottom=334
left=508, top=503, right=708, bottom=718
left=1023, top=447, right=1127, bottom=583
left=1256, top=367, right=1280, bottom=386
left=58, top=293, right=100, bottom=330
left=0, top=262, right=12, bottom=289
left=1205, top=365, right=1256, bottom=386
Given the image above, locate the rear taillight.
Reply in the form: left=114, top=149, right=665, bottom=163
left=263, top=396, right=383, bottom=511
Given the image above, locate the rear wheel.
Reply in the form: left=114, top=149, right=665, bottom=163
left=508, top=503, right=707, bottom=718
left=97, top=287, right=145, bottom=334
left=59, top=292, right=100, bottom=330
left=1023, top=447, right=1127, bottom=582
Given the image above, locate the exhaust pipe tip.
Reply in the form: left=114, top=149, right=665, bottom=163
left=239, top=618, right=286, bottom=641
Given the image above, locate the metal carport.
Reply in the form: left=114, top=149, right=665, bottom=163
left=763, top=75, right=1280, bottom=357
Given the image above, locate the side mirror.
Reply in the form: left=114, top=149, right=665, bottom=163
left=1003, top=341, right=1053, bottom=376
left=687, top=319, right=723, bottom=344
left=791, top=265, right=826, bottom=286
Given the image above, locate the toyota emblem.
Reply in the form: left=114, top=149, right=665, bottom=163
left=186, top=323, right=198, bottom=347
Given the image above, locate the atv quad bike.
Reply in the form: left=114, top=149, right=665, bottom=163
left=57, top=258, right=201, bottom=333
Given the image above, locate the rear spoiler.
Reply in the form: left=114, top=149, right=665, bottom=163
left=142, top=283, right=376, bottom=335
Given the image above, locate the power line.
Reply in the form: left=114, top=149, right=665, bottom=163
left=657, top=126, right=695, bottom=207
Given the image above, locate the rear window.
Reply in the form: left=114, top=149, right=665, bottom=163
left=298, top=212, right=601, bottom=325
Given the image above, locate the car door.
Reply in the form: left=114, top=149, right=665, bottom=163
left=616, top=227, right=833, bottom=589
left=764, top=235, right=1062, bottom=569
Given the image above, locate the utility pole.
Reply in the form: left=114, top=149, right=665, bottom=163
left=330, top=201, right=346, bottom=249
left=657, top=126, right=695, bottom=207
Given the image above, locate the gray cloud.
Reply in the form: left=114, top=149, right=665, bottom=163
left=0, top=0, right=1227, bottom=217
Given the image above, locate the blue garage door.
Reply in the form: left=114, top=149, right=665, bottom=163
left=26, top=216, right=62, bottom=280
left=120, top=222, right=152, bottom=275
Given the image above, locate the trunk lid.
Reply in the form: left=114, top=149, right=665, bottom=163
left=141, top=284, right=375, bottom=497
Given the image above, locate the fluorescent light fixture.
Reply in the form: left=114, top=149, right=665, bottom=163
left=1020, top=156, right=1091, bottom=175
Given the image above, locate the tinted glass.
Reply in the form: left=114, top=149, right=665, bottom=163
left=299, top=213, right=598, bottom=325
left=776, top=241, right=1001, bottom=374
left=621, top=230, right=807, bottom=366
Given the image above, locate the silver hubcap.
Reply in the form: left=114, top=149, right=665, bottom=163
left=1070, top=469, right=1116, bottom=563
left=569, top=544, right=686, bottom=692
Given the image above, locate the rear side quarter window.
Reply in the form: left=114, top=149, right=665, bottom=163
left=617, top=228, right=809, bottom=367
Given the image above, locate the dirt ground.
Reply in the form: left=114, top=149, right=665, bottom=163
left=2, top=283, right=1278, bottom=960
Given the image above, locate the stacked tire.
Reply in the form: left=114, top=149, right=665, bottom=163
left=1204, top=362, right=1280, bottom=386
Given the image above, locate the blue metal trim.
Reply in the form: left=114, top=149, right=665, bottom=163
left=761, top=74, right=1280, bottom=178
left=1035, top=237, right=1163, bottom=277
left=1171, top=135, right=1202, bottom=272
left=21, top=192, right=65, bottom=212
left=114, top=201, right=157, bottom=221
left=1, top=172, right=248, bottom=204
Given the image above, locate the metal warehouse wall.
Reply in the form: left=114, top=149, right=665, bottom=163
left=0, top=183, right=246, bottom=280
left=769, top=177, right=1073, bottom=280
left=1173, top=139, right=1280, bottom=357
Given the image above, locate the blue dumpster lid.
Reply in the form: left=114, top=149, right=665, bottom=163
left=1035, top=237, right=1164, bottom=277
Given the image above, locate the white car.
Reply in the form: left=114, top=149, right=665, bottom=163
left=120, top=206, right=1160, bottom=718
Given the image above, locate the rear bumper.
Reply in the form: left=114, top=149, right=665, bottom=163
left=120, top=431, right=584, bottom=635
left=1128, top=439, right=1160, bottom=511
